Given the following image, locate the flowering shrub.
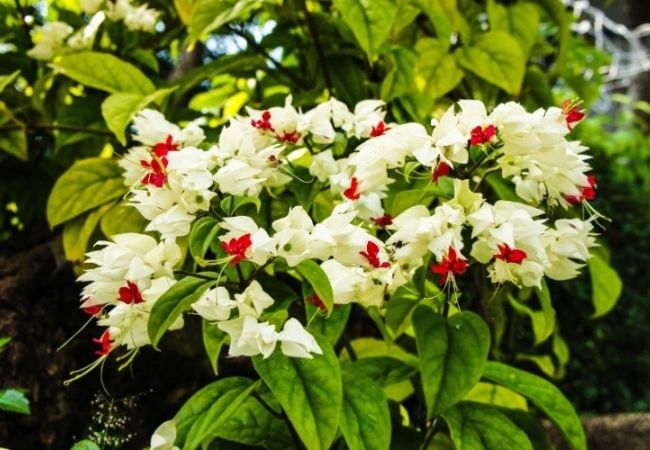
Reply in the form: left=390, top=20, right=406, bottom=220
left=48, top=94, right=607, bottom=450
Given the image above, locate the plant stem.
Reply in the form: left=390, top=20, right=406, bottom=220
left=342, top=333, right=357, bottom=361
left=421, top=416, right=440, bottom=449
left=251, top=391, right=284, bottom=420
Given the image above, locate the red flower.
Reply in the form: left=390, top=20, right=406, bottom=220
left=306, top=294, right=327, bottom=312
left=118, top=281, right=144, bottom=304
left=93, top=330, right=112, bottom=356
left=566, top=175, right=597, bottom=204
left=221, top=234, right=252, bottom=265
left=82, top=304, right=102, bottom=316
left=432, top=162, right=451, bottom=183
left=152, top=134, right=179, bottom=158
left=360, top=241, right=390, bottom=269
left=343, top=177, right=361, bottom=201
left=251, top=110, right=274, bottom=132
left=430, top=247, right=468, bottom=285
left=470, top=125, right=497, bottom=146
left=562, top=99, right=585, bottom=131
left=140, top=157, right=168, bottom=187
left=371, top=214, right=393, bottom=228
left=276, top=130, right=301, bottom=144
left=370, top=121, right=389, bottom=137
left=495, top=243, right=527, bottom=264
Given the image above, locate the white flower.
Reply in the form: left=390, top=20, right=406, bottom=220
left=272, top=206, right=319, bottom=266
left=299, top=102, right=336, bottom=144
left=542, top=218, right=597, bottom=280
left=80, top=0, right=104, bottom=14
left=218, top=315, right=278, bottom=358
left=320, top=259, right=386, bottom=307
left=310, top=150, right=339, bottom=182
left=234, top=281, right=275, bottom=318
left=27, top=22, right=73, bottom=60
left=105, top=0, right=160, bottom=33
left=277, top=318, right=322, bottom=358
left=220, top=217, right=277, bottom=265
left=192, top=287, right=237, bottom=321
left=146, top=204, right=195, bottom=238
left=213, top=159, right=265, bottom=196
left=431, top=106, right=469, bottom=165
left=132, top=109, right=204, bottom=147
left=150, top=419, right=180, bottom=450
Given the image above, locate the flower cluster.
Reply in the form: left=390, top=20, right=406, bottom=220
left=27, top=0, right=159, bottom=60
left=77, top=96, right=600, bottom=366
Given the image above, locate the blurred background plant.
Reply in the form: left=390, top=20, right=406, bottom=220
left=0, top=0, right=648, bottom=447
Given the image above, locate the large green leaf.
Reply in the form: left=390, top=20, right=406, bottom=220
left=332, top=0, right=398, bottom=60
left=306, top=303, right=351, bottom=346
left=295, top=259, right=334, bottom=316
left=252, top=335, right=342, bottom=450
left=184, top=379, right=258, bottom=450
left=588, top=252, right=622, bottom=318
left=99, top=202, right=148, bottom=237
left=501, top=409, right=554, bottom=450
left=174, top=377, right=256, bottom=448
left=442, top=401, right=533, bottom=450
left=46, top=158, right=127, bottom=227
left=51, top=52, right=155, bottom=95
left=189, top=0, right=259, bottom=42
left=529, top=0, right=571, bottom=71
left=101, top=88, right=176, bottom=145
left=487, top=0, right=540, bottom=55
left=343, top=357, right=418, bottom=389
left=216, top=392, right=292, bottom=449
left=62, top=201, right=115, bottom=262
left=339, top=368, right=391, bottom=450
left=0, top=388, right=30, bottom=414
left=385, top=284, right=421, bottom=339
left=456, top=31, right=526, bottom=95
left=147, top=275, right=216, bottom=348
left=483, top=362, right=586, bottom=450
left=70, top=440, right=100, bottom=450
left=413, top=307, right=491, bottom=417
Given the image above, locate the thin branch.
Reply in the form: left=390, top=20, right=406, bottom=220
left=301, top=0, right=333, bottom=95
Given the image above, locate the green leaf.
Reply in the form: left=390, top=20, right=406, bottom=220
left=464, top=381, right=528, bottom=410
left=174, top=377, right=256, bottom=447
left=387, top=189, right=436, bottom=216
left=46, top=158, right=127, bottom=227
left=516, top=353, right=557, bottom=378
left=385, top=284, right=421, bottom=339
left=529, top=0, right=571, bottom=71
left=343, top=356, right=418, bottom=389
left=0, top=70, right=20, bottom=93
left=442, top=401, right=533, bottom=450
left=220, top=195, right=261, bottom=215
left=508, top=281, right=556, bottom=346
left=189, top=216, right=221, bottom=266
left=588, top=252, right=622, bottom=318
left=71, top=440, right=101, bottom=450
left=295, top=260, right=334, bottom=316
left=483, top=361, right=586, bottom=450
left=340, top=369, right=391, bottom=450
left=184, top=379, right=258, bottom=450
left=306, top=303, right=351, bottom=346
left=62, top=201, right=115, bottom=262
left=216, top=393, right=292, bottom=449
left=413, top=307, right=491, bottom=417
left=0, top=128, right=27, bottom=160
left=99, top=202, right=148, bottom=237
left=0, top=337, right=10, bottom=353
left=101, top=88, right=176, bottom=145
left=0, top=388, right=30, bottom=414
left=332, top=0, right=398, bottom=60
left=501, top=409, right=554, bottom=450
left=456, top=31, right=526, bottom=95
left=252, top=335, right=342, bottom=450
left=189, top=0, right=259, bottom=42
left=202, top=319, right=227, bottom=375
left=487, top=0, right=540, bottom=55
left=148, top=275, right=215, bottom=348
left=51, top=52, right=155, bottom=95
